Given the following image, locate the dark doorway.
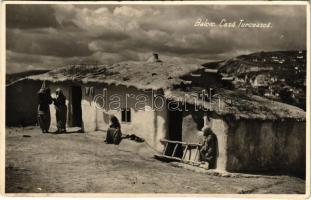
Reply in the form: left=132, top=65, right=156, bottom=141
left=71, top=86, right=82, bottom=127
left=166, top=107, right=183, bottom=158
left=168, top=110, right=183, bottom=141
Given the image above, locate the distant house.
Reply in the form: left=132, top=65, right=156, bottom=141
left=250, top=74, right=269, bottom=87
left=249, top=66, right=260, bottom=72
left=270, top=76, right=278, bottom=82
left=272, top=59, right=285, bottom=64
left=6, top=54, right=306, bottom=176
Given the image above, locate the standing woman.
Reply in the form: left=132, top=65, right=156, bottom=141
left=37, top=87, right=52, bottom=133
left=53, top=88, right=67, bottom=133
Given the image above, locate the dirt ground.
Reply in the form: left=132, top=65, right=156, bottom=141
left=5, top=126, right=306, bottom=194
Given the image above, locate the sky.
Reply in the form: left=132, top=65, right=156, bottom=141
left=6, top=4, right=307, bottom=74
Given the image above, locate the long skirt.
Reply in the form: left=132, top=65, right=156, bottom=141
left=38, top=110, right=51, bottom=133
left=56, top=106, right=67, bottom=132
left=106, top=128, right=122, bottom=145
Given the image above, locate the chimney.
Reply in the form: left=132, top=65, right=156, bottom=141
left=147, top=53, right=162, bottom=63
left=153, top=53, right=159, bottom=60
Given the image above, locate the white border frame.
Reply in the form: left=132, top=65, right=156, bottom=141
left=1, top=1, right=310, bottom=199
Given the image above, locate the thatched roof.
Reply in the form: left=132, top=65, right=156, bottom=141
left=164, top=89, right=305, bottom=121
left=27, top=61, right=202, bottom=90
left=25, top=60, right=305, bottom=121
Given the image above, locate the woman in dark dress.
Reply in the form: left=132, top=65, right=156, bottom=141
left=200, top=127, right=218, bottom=169
left=37, top=87, right=52, bottom=133
left=53, top=88, right=67, bottom=133
left=105, top=115, right=122, bottom=144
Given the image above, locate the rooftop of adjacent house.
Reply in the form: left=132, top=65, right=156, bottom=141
left=27, top=54, right=202, bottom=90
left=165, top=89, right=306, bottom=121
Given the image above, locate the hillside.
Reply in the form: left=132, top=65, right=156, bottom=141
left=202, top=50, right=306, bottom=110
left=6, top=69, right=50, bottom=85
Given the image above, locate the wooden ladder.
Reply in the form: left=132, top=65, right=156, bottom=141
left=155, top=139, right=203, bottom=166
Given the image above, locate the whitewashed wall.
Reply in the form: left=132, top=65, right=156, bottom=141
left=181, top=110, right=305, bottom=175
left=79, top=84, right=168, bottom=152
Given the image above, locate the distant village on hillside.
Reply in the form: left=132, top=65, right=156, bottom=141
left=203, top=50, right=306, bottom=110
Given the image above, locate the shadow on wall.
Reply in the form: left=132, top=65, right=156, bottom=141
left=211, top=135, right=219, bottom=169
left=181, top=108, right=206, bottom=144
left=6, top=80, right=42, bottom=127
left=225, top=118, right=306, bottom=178
left=153, top=111, right=158, bottom=147
left=191, top=113, right=205, bottom=131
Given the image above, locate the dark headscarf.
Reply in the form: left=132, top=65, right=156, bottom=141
left=110, top=115, right=121, bottom=129
left=54, top=88, right=66, bottom=107
left=44, top=88, right=51, bottom=95
left=203, top=127, right=214, bottom=137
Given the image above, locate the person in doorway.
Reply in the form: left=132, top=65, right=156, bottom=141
left=37, top=87, right=52, bottom=133
left=199, top=127, right=218, bottom=169
left=105, top=115, right=122, bottom=144
left=53, top=88, right=67, bottom=133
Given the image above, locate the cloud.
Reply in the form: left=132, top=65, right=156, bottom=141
left=6, top=50, right=92, bottom=73
left=6, top=5, right=60, bottom=29
left=78, top=4, right=306, bottom=58
left=7, top=28, right=93, bottom=57
left=6, top=4, right=307, bottom=74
